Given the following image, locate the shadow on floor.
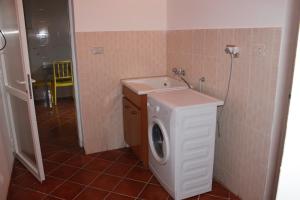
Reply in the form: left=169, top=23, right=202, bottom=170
left=8, top=98, right=241, bottom=200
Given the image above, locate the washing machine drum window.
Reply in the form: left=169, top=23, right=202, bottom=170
left=152, top=124, right=165, bottom=158
left=149, top=120, right=170, bottom=164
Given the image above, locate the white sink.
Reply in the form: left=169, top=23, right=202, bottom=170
left=121, top=76, right=188, bottom=95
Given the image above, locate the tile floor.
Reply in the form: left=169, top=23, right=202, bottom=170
left=35, top=98, right=79, bottom=150
left=8, top=146, right=240, bottom=200
left=8, top=98, right=241, bottom=200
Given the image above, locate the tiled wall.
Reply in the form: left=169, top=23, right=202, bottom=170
left=75, top=31, right=166, bottom=153
left=24, top=0, right=73, bottom=99
left=75, top=28, right=281, bottom=200
left=167, top=28, right=281, bottom=200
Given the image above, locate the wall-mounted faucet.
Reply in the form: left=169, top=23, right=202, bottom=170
left=172, top=67, right=192, bottom=89
left=172, top=67, right=186, bottom=76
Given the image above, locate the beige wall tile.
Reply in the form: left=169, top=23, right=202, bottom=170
left=75, top=27, right=281, bottom=200
left=76, top=31, right=167, bottom=153
left=167, top=27, right=281, bottom=200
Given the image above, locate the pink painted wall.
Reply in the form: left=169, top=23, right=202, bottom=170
left=73, top=0, right=167, bottom=32
left=167, top=0, right=286, bottom=30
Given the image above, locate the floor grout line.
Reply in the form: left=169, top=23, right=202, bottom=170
left=135, top=173, right=154, bottom=200
left=103, top=157, right=140, bottom=200
left=39, top=148, right=100, bottom=199
left=11, top=147, right=240, bottom=200
left=71, top=150, right=127, bottom=200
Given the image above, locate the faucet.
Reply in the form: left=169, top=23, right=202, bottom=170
left=172, top=67, right=192, bottom=89
left=172, top=67, right=185, bottom=76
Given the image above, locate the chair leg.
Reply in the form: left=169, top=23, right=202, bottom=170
left=54, top=86, right=57, bottom=105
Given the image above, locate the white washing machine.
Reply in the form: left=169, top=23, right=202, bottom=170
left=147, top=89, right=223, bottom=200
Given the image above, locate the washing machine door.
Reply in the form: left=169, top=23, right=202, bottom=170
left=149, top=117, right=170, bottom=164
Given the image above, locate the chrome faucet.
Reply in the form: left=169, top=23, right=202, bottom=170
left=172, top=67, right=192, bottom=89
left=172, top=67, right=186, bottom=76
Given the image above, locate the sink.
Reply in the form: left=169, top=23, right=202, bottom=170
left=121, top=76, right=188, bottom=95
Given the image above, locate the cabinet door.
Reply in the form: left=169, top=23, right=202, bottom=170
left=123, top=98, right=132, bottom=145
left=130, top=103, right=141, bottom=155
left=123, top=98, right=141, bottom=156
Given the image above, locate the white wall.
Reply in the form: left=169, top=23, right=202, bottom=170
left=73, top=0, right=167, bottom=32
left=0, top=2, right=16, bottom=199
left=0, top=84, right=13, bottom=200
left=167, top=0, right=286, bottom=29
left=276, top=19, right=300, bottom=200
left=267, top=0, right=300, bottom=199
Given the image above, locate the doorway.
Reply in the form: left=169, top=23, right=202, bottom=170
left=22, top=0, right=82, bottom=151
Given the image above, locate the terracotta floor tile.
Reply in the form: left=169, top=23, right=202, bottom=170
left=149, top=176, right=160, bottom=185
left=14, top=160, right=26, bottom=170
left=89, top=152, right=103, bottom=157
left=8, top=186, right=46, bottom=200
left=11, top=167, right=27, bottom=180
left=184, top=195, right=200, bottom=200
left=90, top=174, right=122, bottom=191
left=126, top=167, right=152, bottom=182
left=198, top=194, right=226, bottom=199
left=49, top=165, right=79, bottom=179
left=139, top=184, right=169, bottom=200
left=36, top=99, right=79, bottom=150
left=205, top=182, right=230, bottom=198
left=97, top=150, right=123, bottom=161
left=113, top=179, right=145, bottom=197
left=42, top=150, right=59, bottom=159
left=117, top=154, right=139, bottom=165
left=43, top=196, right=62, bottom=200
left=84, top=158, right=112, bottom=172
left=229, top=192, right=241, bottom=200
left=70, top=169, right=99, bottom=185
left=74, top=187, right=109, bottom=200
left=13, top=173, right=40, bottom=187
left=46, top=151, right=74, bottom=163
left=118, top=148, right=132, bottom=154
left=30, top=176, right=64, bottom=194
left=43, top=161, right=60, bottom=174
left=136, top=161, right=145, bottom=168
left=51, top=181, right=84, bottom=200
left=8, top=99, right=241, bottom=200
left=106, top=193, right=135, bottom=200
left=65, top=154, right=94, bottom=167
left=106, top=163, right=132, bottom=177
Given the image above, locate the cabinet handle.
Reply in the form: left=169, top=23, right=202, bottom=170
left=131, top=111, right=137, bottom=115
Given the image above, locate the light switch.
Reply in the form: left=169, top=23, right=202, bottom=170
left=91, top=47, right=104, bottom=55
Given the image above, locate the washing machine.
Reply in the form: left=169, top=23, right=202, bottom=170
left=147, top=89, right=223, bottom=200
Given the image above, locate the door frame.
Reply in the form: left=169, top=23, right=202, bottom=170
left=68, top=0, right=84, bottom=148
left=17, top=0, right=84, bottom=148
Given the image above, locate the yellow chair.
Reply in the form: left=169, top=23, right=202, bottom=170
left=52, top=60, right=74, bottom=105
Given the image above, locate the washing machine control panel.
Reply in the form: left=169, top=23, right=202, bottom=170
left=147, top=102, right=160, bottom=113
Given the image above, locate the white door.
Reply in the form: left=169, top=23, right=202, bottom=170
left=0, top=0, right=45, bottom=181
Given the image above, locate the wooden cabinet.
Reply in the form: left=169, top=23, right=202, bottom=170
left=122, top=86, right=148, bottom=167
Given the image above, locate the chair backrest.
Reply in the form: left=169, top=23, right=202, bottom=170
left=53, top=60, right=73, bottom=81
